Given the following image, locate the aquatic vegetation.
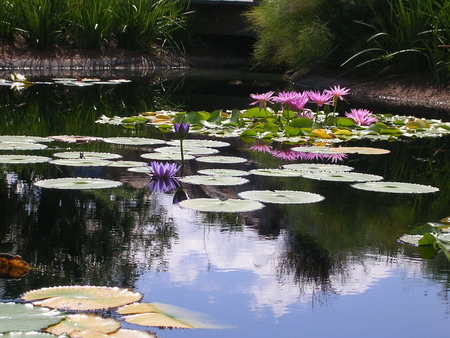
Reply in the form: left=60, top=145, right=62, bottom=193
left=149, top=162, right=181, bottom=178
left=0, top=254, right=29, bottom=280
left=238, top=190, right=325, bottom=204
left=34, top=178, right=123, bottom=190
left=179, top=198, right=264, bottom=213
left=345, top=108, right=378, bottom=126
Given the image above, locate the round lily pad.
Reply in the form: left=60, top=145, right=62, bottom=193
left=53, top=152, right=122, bottom=160
left=0, top=136, right=53, bottom=143
left=0, top=142, right=48, bottom=151
left=128, top=166, right=152, bottom=173
left=34, top=178, right=123, bottom=190
left=178, top=198, right=264, bottom=213
left=107, top=161, right=148, bottom=168
left=49, top=136, right=103, bottom=143
left=302, top=172, right=384, bottom=182
left=0, top=303, right=66, bottom=333
left=195, top=156, right=247, bottom=164
left=291, top=146, right=338, bottom=154
left=0, top=155, right=52, bottom=164
left=141, top=153, right=195, bottom=161
left=22, top=286, right=143, bottom=311
left=351, top=181, right=439, bottom=193
left=49, top=159, right=112, bottom=167
left=398, top=234, right=423, bottom=246
left=249, top=169, right=303, bottom=177
left=102, top=137, right=166, bottom=146
left=330, top=147, right=390, bottom=155
left=109, top=329, right=157, bottom=338
left=283, top=163, right=354, bottom=172
left=179, top=175, right=249, bottom=186
left=238, top=190, right=325, bottom=204
left=0, top=333, right=58, bottom=338
left=166, top=139, right=230, bottom=148
left=154, top=146, right=219, bottom=155
left=197, top=169, right=250, bottom=176
left=45, top=314, right=121, bottom=335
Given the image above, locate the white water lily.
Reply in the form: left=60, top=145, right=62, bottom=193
left=10, top=73, right=27, bottom=82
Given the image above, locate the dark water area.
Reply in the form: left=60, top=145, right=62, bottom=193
left=1, top=69, right=450, bottom=337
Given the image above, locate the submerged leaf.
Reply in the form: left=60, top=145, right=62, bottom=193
left=22, top=286, right=143, bottom=311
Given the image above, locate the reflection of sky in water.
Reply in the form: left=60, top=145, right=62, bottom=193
left=132, top=195, right=450, bottom=338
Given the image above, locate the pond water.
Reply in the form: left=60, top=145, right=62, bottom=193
left=1, top=69, right=450, bottom=337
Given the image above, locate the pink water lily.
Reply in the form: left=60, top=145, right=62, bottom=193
left=250, top=91, right=275, bottom=110
left=345, top=108, right=378, bottom=126
left=288, top=91, right=310, bottom=112
left=307, top=90, right=334, bottom=107
left=326, top=85, right=350, bottom=101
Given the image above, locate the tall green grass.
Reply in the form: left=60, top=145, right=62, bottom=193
left=0, top=1, right=16, bottom=41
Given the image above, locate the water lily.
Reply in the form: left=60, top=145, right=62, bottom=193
left=250, top=91, right=275, bottom=110
left=288, top=91, right=310, bottom=112
left=148, top=162, right=181, bottom=178
left=327, top=85, right=350, bottom=113
left=345, top=108, right=378, bottom=126
left=10, top=73, right=27, bottom=82
left=174, top=122, right=190, bottom=140
left=307, top=90, right=334, bottom=107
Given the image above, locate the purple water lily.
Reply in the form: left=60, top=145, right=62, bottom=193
left=174, top=122, right=190, bottom=140
left=149, top=162, right=181, bottom=178
left=345, top=108, right=378, bottom=126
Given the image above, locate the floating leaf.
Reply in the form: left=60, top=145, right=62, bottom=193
left=398, top=234, right=423, bottom=246
left=34, top=178, right=123, bottom=190
left=0, top=143, right=48, bottom=151
left=197, top=169, right=249, bottom=176
left=154, top=146, right=219, bottom=155
left=0, top=136, right=53, bottom=143
left=49, top=159, right=112, bottom=167
left=165, top=139, right=230, bottom=148
left=0, top=253, right=29, bottom=279
left=249, top=169, right=303, bottom=177
left=179, top=198, right=264, bottom=212
left=290, top=146, right=337, bottom=154
left=351, top=181, right=439, bottom=194
left=108, top=329, right=157, bottom=338
left=106, top=161, right=148, bottom=168
left=102, top=137, right=165, bottom=146
left=53, top=152, right=122, bottom=160
left=0, top=155, right=51, bottom=164
left=127, top=167, right=152, bottom=174
left=118, top=303, right=231, bottom=329
left=0, top=303, right=66, bottom=333
left=302, top=172, right=384, bottom=182
left=330, top=147, right=390, bottom=155
left=195, top=156, right=247, bottom=164
left=22, top=286, right=143, bottom=311
left=179, top=175, right=249, bottom=186
left=45, top=314, right=120, bottom=335
left=283, top=163, right=354, bottom=172
left=49, top=136, right=103, bottom=143
left=141, top=153, right=195, bottom=161
left=238, top=190, right=324, bottom=204
left=0, top=332, right=58, bottom=338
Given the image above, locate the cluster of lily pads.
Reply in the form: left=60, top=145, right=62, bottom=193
left=0, top=285, right=229, bottom=338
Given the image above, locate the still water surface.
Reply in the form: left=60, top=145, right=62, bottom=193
left=1, top=69, right=450, bottom=337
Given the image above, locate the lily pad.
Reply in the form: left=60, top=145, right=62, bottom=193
left=351, top=181, right=439, bottom=194
left=398, top=234, right=423, bottom=246
left=49, top=159, right=112, bottom=167
left=330, top=147, right=390, bottom=155
left=127, top=167, right=152, bottom=173
left=195, top=156, right=247, bottom=164
left=179, top=175, right=249, bottom=186
left=0, top=155, right=52, bottom=164
left=0, top=142, right=48, bottom=151
left=197, top=169, right=250, bottom=176
left=154, top=146, right=219, bottom=155
left=102, top=137, right=166, bottom=146
left=49, top=136, right=103, bottom=143
left=249, top=169, right=303, bottom=177
left=109, top=329, right=157, bottom=338
left=0, top=136, right=53, bottom=143
left=0, top=303, right=66, bottom=333
left=0, top=253, right=30, bottom=279
left=45, top=314, right=121, bottom=335
left=166, top=139, right=230, bottom=148
left=0, top=332, right=58, bottom=338
left=140, top=153, right=195, bottom=161
left=238, top=190, right=325, bottom=204
left=118, top=302, right=229, bottom=329
left=53, top=152, right=122, bottom=160
left=22, top=286, right=143, bottom=311
left=283, top=163, right=354, bottom=172
left=107, top=161, right=148, bottom=168
left=302, top=172, right=384, bottom=182
left=34, top=178, right=123, bottom=190
left=290, top=146, right=338, bottom=154
left=178, top=198, right=264, bottom=213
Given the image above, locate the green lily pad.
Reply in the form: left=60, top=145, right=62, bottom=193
left=178, top=198, right=264, bottom=212
left=330, top=147, right=390, bottom=155
left=0, top=136, right=53, bottom=143
left=34, top=178, right=123, bottom=190
left=195, top=156, right=247, bottom=164
left=290, top=146, right=338, bottom=154
left=127, top=167, right=152, bottom=173
left=0, top=333, right=58, bottom=338
left=398, top=234, right=423, bottom=246
left=49, top=159, right=112, bottom=167
left=197, top=169, right=250, bottom=176
left=109, top=329, right=157, bottom=338
left=166, top=139, right=230, bottom=148
left=249, top=169, right=303, bottom=177
left=179, top=175, right=249, bottom=186
left=140, top=153, right=195, bottom=161
left=302, top=172, right=384, bottom=182
left=107, top=161, right=148, bottom=168
left=283, top=163, right=354, bottom=172
left=0, top=155, right=52, bottom=164
left=238, top=190, right=325, bottom=204
left=118, top=302, right=231, bottom=329
left=0, top=303, right=66, bottom=333
left=53, top=152, right=122, bottom=160
left=22, top=286, right=143, bottom=311
left=45, top=314, right=121, bottom=335
left=154, top=146, right=219, bottom=155
left=102, top=137, right=166, bottom=146
left=0, top=142, right=48, bottom=151
left=351, top=181, right=439, bottom=193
